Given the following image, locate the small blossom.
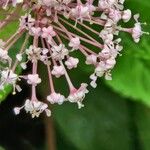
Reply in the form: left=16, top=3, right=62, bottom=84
left=30, top=27, right=42, bottom=36
left=98, top=0, right=116, bottom=11
left=1, top=69, right=18, bottom=85
left=20, top=62, right=27, bottom=69
left=14, top=107, right=20, bottom=115
left=0, top=69, right=19, bottom=94
left=109, top=9, right=122, bottom=23
left=26, top=45, right=42, bottom=62
left=19, top=14, right=35, bottom=30
left=0, top=48, right=9, bottom=60
left=65, top=57, right=79, bottom=69
left=27, top=74, right=41, bottom=85
left=51, top=44, right=68, bottom=60
left=51, top=65, right=65, bottom=78
left=16, top=54, right=23, bottom=61
left=42, top=26, right=56, bottom=39
left=69, top=37, right=80, bottom=50
left=68, top=83, right=89, bottom=109
left=71, top=5, right=90, bottom=22
left=100, top=30, right=114, bottom=44
left=86, top=54, right=97, bottom=65
left=132, top=23, right=142, bottom=43
left=90, top=73, right=97, bottom=88
left=47, top=92, right=65, bottom=104
left=95, top=65, right=105, bottom=77
left=14, top=99, right=51, bottom=118
left=122, top=9, right=132, bottom=22
left=131, top=14, right=148, bottom=43
left=86, top=0, right=96, bottom=15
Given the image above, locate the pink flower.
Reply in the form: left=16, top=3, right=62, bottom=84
left=69, top=37, right=80, bottom=50
left=71, top=5, right=90, bottom=22
left=65, top=57, right=79, bottom=69
left=51, top=65, right=65, bottom=78
left=109, top=9, right=122, bottom=23
left=0, top=48, right=9, bottom=60
left=51, top=44, right=68, bottom=60
left=30, top=27, right=42, bottom=36
left=90, top=74, right=97, bottom=88
left=132, top=23, right=142, bottom=43
left=27, top=74, right=41, bottom=85
left=42, top=26, right=56, bottom=38
left=68, top=83, right=89, bottom=109
left=14, top=99, right=51, bottom=118
left=100, top=30, right=114, bottom=44
left=47, top=92, right=65, bottom=104
left=86, top=54, right=97, bottom=65
left=122, top=9, right=132, bottom=22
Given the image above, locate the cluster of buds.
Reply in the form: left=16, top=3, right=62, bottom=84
left=0, top=0, right=148, bottom=118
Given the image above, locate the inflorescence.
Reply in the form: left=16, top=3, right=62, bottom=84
left=0, top=0, right=148, bottom=118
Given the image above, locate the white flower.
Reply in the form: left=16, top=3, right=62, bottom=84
left=47, top=92, right=65, bottom=104
left=68, top=83, right=89, bottom=109
left=132, top=23, right=142, bottom=43
left=86, top=1, right=96, bottom=15
left=90, top=73, right=97, bottom=88
left=20, top=62, right=27, bottom=69
left=69, top=37, right=80, bottom=50
left=122, top=9, right=132, bottom=22
left=14, top=99, right=51, bottom=118
left=1, top=69, right=18, bottom=85
left=86, top=54, right=97, bottom=65
left=71, top=5, right=90, bottom=22
left=51, top=44, right=68, bottom=60
left=16, top=54, right=23, bottom=61
left=0, top=48, right=9, bottom=60
left=65, top=57, right=79, bottom=69
left=98, top=0, right=116, bottom=10
left=109, top=9, right=122, bottom=23
left=26, top=45, right=42, bottom=62
left=95, top=65, right=105, bottom=77
left=0, top=69, right=19, bottom=94
left=30, top=27, right=42, bottom=36
left=100, top=30, right=114, bottom=44
left=42, top=26, right=56, bottom=38
left=51, top=65, right=65, bottom=78
left=19, top=14, right=35, bottom=30
left=13, top=107, right=21, bottom=115
left=27, top=74, right=41, bottom=85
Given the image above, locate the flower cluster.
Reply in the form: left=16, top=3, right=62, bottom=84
left=0, top=0, right=147, bottom=118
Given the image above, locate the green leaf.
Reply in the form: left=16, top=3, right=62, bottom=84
left=135, top=103, right=150, bottom=150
